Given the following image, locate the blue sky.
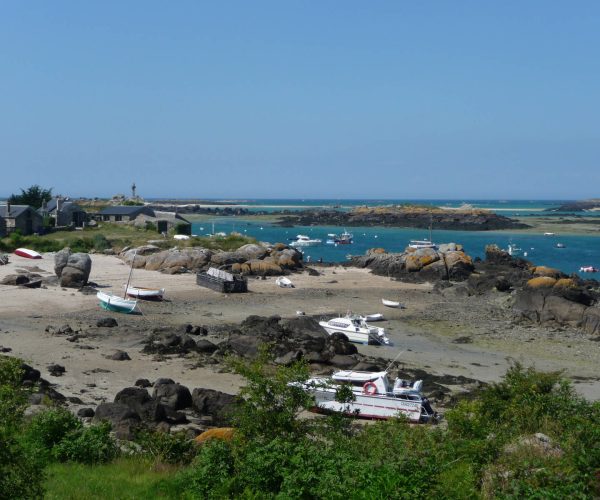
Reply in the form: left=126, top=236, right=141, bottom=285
left=1, top=1, right=599, bottom=199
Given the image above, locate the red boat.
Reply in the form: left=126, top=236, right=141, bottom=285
left=14, top=248, right=42, bottom=259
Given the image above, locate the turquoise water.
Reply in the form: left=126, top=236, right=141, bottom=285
left=192, top=215, right=600, bottom=277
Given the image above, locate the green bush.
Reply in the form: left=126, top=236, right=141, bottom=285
left=21, top=408, right=81, bottom=462
left=0, top=356, right=46, bottom=498
left=53, top=422, right=119, bottom=465
left=135, top=430, right=197, bottom=465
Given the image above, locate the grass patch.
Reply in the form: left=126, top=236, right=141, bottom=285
left=44, top=457, right=184, bottom=499
left=0, top=224, right=258, bottom=254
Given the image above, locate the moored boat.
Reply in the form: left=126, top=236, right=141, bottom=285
left=295, top=370, right=438, bottom=422
left=97, top=291, right=137, bottom=313
left=125, top=286, right=165, bottom=300
left=14, top=248, right=42, bottom=259
left=408, top=240, right=436, bottom=250
left=319, top=315, right=389, bottom=345
left=579, top=266, right=599, bottom=273
left=289, top=235, right=322, bottom=247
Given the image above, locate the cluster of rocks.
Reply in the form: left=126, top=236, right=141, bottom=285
left=92, top=379, right=238, bottom=440
left=1, top=271, right=43, bottom=287
left=0, top=254, right=8, bottom=265
left=143, top=315, right=367, bottom=371
left=275, top=207, right=529, bottom=231
left=350, top=243, right=475, bottom=282
left=441, top=245, right=600, bottom=335
left=121, top=242, right=303, bottom=276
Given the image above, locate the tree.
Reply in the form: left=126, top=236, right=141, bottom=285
left=8, top=185, right=53, bottom=209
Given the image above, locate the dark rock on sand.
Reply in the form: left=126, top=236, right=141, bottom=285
left=114, top=387, right=167, bottom=423
left=78, top=408, right=95, bottom=418
left=97, top=317, right=118, bottom=328
left=93, top=402, right=142, bottom=440
left=191, top=388, right=237, bottom=426
left=108, top=350, right=131, bottom=361
left=152, top=383, right=193, bottom=411
left=47, top=364, right=66, bottom=376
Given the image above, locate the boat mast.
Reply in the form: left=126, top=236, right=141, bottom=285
left=124, top=250, right=137, bottom=299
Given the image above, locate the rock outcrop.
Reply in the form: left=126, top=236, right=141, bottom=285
left=351, top=244, right=474, bottom=282
left=54, top=248, right=92, bottom=287
left=121, top=243, right=303, bottom=276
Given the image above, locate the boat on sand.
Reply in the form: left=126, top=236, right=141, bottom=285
left=382, top=299, right=403, bottom=308
left=14, top=248, right=42, bottom=259
left=275, top=276, right=295, bottom=288
left=319, top=315, right=390, bottom=345
left=125, top=286, right=165, bottom=300
left=97, top=291, right=137, bottom=313
left=294, top=370, right=438, bottom=422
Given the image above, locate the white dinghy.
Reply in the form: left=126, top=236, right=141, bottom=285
left=276, top=277, right=295, bottom=288
left=125, top=286, right=165, bottom=300
left=382, top=299, right=404, bottom=308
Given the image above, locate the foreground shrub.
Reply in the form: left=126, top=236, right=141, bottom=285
left=173, top=357, right=600, bottom=498
left=0, top=356, right=45, bottom=498
left=21, top=408, right=81, bottom=462
left=53, top=422, right=119, bottom=465
left=135, top=430, right=197, bottom=465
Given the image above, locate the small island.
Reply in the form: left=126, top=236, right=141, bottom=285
left=274, top=205, right=529, bottom=231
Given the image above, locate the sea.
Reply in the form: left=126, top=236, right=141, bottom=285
left=188, top=199, right=600, bottom=277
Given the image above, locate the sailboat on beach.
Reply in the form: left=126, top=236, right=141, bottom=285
left=97, top=251, right=138, bottom=313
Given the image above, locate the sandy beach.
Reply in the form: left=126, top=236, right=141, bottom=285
left=1, top=253, right=599, bottom=410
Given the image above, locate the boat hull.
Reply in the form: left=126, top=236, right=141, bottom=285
left=311, top=388, right=425, bottom=422
left=97, top=292, right=137, bottom=313
left=125, top=286, right=165, bottom=300
left=14, top=248, right=42, bottom=259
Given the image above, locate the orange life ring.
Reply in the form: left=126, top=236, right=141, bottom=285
left=363, top=382, right=378, bottom=395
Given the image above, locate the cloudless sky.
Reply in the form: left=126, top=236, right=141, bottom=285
left=1, top=1, right=599, bottom=199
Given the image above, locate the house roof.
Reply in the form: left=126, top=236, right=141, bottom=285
left=45, top=199, right=84, bottom=213
left=98, top=205, right=154, bottom=216
left=0, top=204, right=34, bottom=218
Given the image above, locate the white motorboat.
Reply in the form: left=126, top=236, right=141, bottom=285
left=125, top=285, right=165, bottom=300
left=382, top=299, right=403, bottom=308
left=173, top=234, right=190, bottom=240
left=580, top=266, right=599, bottom=273
left=97, top=291, right=137, bottom=313
left=544, top=232, right=555, bottom=236
left=289, top=235, right=322, bottom=247
left=275, top=276, right=295, bottom=288
left=296, top=370, right=437, bottom=422
left=319, top=315, right=390, bottom=345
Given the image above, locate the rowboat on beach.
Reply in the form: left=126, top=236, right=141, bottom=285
left=14, top=248, right=42, bottom=259
left=125, top=285, right=165, bottom=300
left=275, top=276, right=295, bottom=288
left=382, top=299, right=404, bottom=308
left=97, top=291, right=137, bottom=313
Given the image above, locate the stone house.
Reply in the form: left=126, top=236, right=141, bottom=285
left=134, top=210, right=192, bottom=235
left=96, top=205, right=155, bottom=222
left=39, top=198, right=88, bottom=227
left=0, top=203, right=44, bottom=236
